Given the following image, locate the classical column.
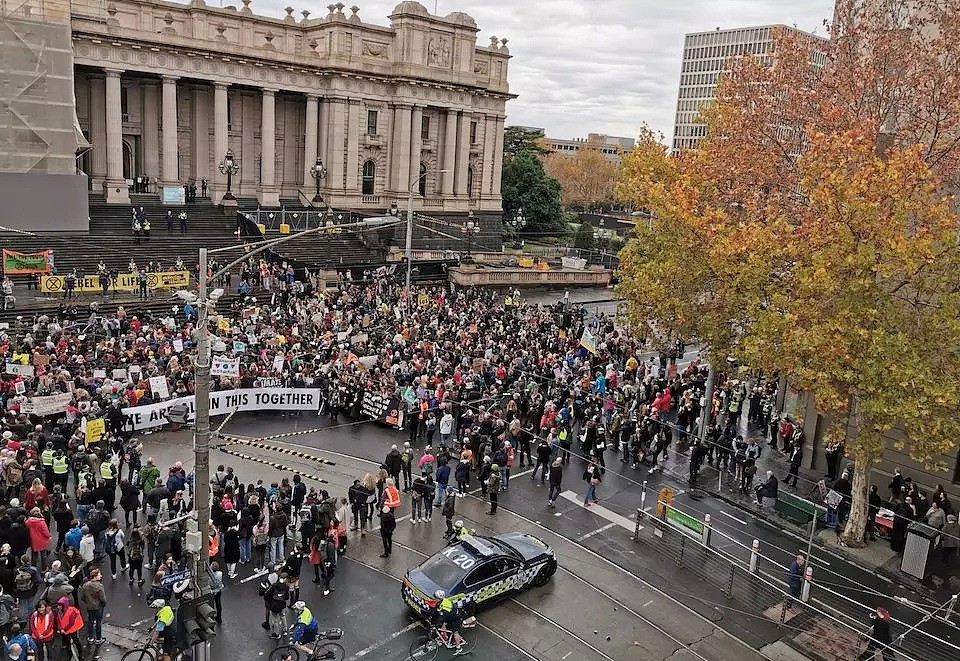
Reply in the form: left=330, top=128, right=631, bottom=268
left=409, top=105, right=423, bottom=195
left=212, top=83, right=229, bottom=203
left=345, top=100, right=360, bottom=192
left=191, top=86, right=210, bottom=182
left=318, top=98, right=329, bottom=170
left=104, top=69, right=129, bottom=204
left=302, top=94, right=319, bottom=189
left=161, top=76, right=179, bottom=186
left=141, top=82, right=160, bottom=187
left=454, top=111, right=471, bottom=197
left=392, top=104, right=412, bottom=193
left=88, top=74, right=107, bottom=188
left=441, top=109, right=458, bottom=196
left=326, top=98, right=346, bottom=193
left=258, top=88, right=279, bottom=206
left=481, top=115, right=496, bottom=198
left=491, top=115, right=505, bottom=203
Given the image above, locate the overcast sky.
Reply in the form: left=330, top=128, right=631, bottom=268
left=255, top=0, right=836, bottom=141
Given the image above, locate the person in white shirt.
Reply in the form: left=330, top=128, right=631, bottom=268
left=439, top=411, right=454, bottom=445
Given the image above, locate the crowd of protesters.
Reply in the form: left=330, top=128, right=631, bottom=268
left=2, top=276, right=958, bottom=657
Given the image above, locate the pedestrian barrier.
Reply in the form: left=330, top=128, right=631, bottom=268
left=213, top=444, right=328, bottom=483
left=634, top=501, right=953, bottom=661
left=773, top=492, right=824, bottom=526
left=218, top=434, right=336, bottom=466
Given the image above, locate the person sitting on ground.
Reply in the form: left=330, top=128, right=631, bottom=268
left=755, top=470, right=778, bottom=508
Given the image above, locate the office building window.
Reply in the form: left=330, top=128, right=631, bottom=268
left=366, top=110, right=378, bottom=136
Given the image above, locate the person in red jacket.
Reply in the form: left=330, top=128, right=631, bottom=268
left=56, top=595, right=86, bottom=660
left=25, top=508, right=52, bottom=573
left=29, top=599, right=56, bottom=661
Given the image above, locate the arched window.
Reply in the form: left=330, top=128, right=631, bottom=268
left=466, top=166, right=474, bottom=198
left=418, top=162, right=427, bottom=196
left=361, top=160, right=376, bottom=195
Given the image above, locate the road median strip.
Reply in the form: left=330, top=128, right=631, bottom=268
left=213, top=444, right=328, bottom=483
left=219, top=434, right=336, bottom=466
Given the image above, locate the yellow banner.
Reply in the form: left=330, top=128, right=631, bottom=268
left=40, top=270, right=190, bottom=294
left=518, top=257, right=535, bottom=268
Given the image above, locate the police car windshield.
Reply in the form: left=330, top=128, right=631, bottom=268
left=419, top=553, right=471, bottom=587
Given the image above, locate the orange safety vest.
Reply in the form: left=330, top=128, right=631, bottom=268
left=208, top=531, right=220, bottom=557
left=30, top=610, right=56, bottom=642
left=384, top=485, right=401, bottom=509
left=58, top=606, right=85, bottom=635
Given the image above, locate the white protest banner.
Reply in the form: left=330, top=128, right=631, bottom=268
left=28, top=392, right=73, bottom=416
left=350, top=333, right=369, bottom=346
left=4, top=363, right=34, bottom=377
left=93, top=369, right=107, bottom=379
left=149, top=376, right=170, bottom=400
left=272, top=356, right=285, bottom=373
left=358, top=356, right=379, bottom=368
left=121, top=387, right=323, bottom=431
left=210, top=356, right=240, bottom=377
left=173, top=339, right=184, bottom=353
left=112, top=368, right=127, bottom=380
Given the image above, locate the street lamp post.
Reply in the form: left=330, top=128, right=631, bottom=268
left=507, top=207, right=526, bottom=247
left=462, top=211, right=480, bottom=257
left=218, top=149, right=240, bottom=201
left=309, top=157, right=326, bottom=207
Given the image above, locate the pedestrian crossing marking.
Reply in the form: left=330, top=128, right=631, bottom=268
left=559, top=491, right=640, bottom=532
left=218, top=434, right=336, bottom=466
left=213, top=445, right=328, bottom=483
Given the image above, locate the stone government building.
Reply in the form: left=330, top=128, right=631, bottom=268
left=1, top=0, right=512, bottom=231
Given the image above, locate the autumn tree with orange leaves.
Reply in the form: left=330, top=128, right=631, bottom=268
left=617, top=0, right=960, bottom=546
left=543, top=139, right=619, bottom=208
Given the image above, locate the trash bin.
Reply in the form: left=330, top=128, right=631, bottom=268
left=901, top=522, right=940, bottom=579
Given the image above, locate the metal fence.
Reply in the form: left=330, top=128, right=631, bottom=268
left=633, top=501, right=958, bottom=661
left=239, top=209, right=360, bottom=232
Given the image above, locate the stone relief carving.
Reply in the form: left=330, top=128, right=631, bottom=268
left=428, top=36, right=450, bottom=67
left=473, top=59, right=488, bottom=74
left=362, top=41, right=386, bottom=57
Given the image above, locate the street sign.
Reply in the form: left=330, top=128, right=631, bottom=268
left=159, top=569, right=192, bottom=588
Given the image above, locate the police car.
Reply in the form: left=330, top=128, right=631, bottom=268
left=401, top=533, right=557, bottom=616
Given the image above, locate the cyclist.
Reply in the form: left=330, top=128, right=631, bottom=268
left=290, top=601, right=320, bottom=656
left=431, top=590, right=467, bottom=654
left=149, top=598, right=176, bottom=654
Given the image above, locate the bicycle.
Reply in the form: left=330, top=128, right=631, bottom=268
left=408, top=617, right=477, bottom=660
left=120, top=638, right=185, bottom=661
left=268, top=627, right=345, bottom=661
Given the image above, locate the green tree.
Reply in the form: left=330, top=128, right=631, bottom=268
left=572, top=223, right=596, bottom=250
left=503, top=126, right=548, bottom=159
left=501, top=150, right=565, bottom=237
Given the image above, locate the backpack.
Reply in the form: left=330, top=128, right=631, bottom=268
left=420, top=459, right=433, bottom=476
left=269, top=584, right=289, bottom=613
left=15, top=567, right=36, bottom=594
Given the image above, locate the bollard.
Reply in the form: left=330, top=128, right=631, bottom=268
left=749, top=539, right=760, bottom=574
left=641, top=480, right=648, bottom=512
left=946, top=594, right=958, bottom=621
left=702, top=513, right=712, bottom=547
left=801, top=566, right=813, bottom=603
left=718, top=468, right=723, bottom=492
left=633, top=508, right=642, bottom=540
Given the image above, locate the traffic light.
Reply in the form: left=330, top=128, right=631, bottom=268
left=179, top=595, right=218, bottom=646
left=194, top=597, right=218, bottom=642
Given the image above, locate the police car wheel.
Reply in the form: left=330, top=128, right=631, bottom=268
left=460, top=600, right=476, bottom=618
left=532, top=562, right=556, bottom=587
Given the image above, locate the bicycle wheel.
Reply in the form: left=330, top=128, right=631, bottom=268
left=313, top=642, right=345, bottom=661
left=121, top=648, right=156, bottom=661
left=269, top=644, right=301, bottom=661
left=409, top=634, right=440, bottom=661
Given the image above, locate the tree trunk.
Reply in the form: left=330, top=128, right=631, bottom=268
left=842, top=455, right=870, bottom=547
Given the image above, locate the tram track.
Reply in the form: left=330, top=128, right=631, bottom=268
left=218, top=431, right=770, bottom=660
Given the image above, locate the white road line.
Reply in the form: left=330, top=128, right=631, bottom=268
left=347, top=622, right=420, bottom=660
left=642, top=600, right=654, bottom=607
left=559, top=491, right=641, bottom=532
left=719, top=510, right=749, bottom=525
left=576, top=522, right=617, bottom=541
left=371, top=513, right=411, bottom=533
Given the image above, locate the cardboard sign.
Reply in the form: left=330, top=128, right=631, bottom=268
left=217, top=317, right=230, bottom=333
left=15, top=381, right=26, bottom=394
left=4, top=363, right=34, bottom=377
left=210, top=356, right=240, bottom=377
left=112, top=368, right=127, bottom=380
left=149, top=376, right=170, bottom=400
left=173, top=339, right=184, bottom=353
left=350, top=333, right=369, bottom=346
left=233, top=341, right=246, bottom=353
left=272, top=356, right=285, bottom=373
left=93, top=369, right=107, bottom=379
left=85, top=417, right=105, bottom=442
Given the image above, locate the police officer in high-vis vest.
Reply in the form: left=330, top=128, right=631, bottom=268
left=52, top=450, right=70, bottom=492
left=41, top=442, right=56, bottom=491
left=100, top=454, right=117, bottom=489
